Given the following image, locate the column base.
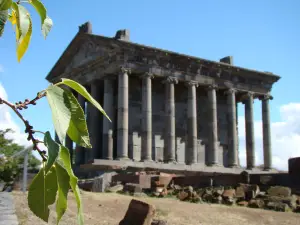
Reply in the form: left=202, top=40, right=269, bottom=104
left=116, top=157, right=131, bottom=161
left=164, top=159, right=177, bottom=164
left=140, top=159, right=153, bottom=163
left=263, top=167, right=273, bottom=171
left=228, top=164, right=240, bottom=168
left=207, top=163, right=221, bottom=167
left=186, top=161, right=198, bottom=166
left=246, top=166, right=255, bottom=170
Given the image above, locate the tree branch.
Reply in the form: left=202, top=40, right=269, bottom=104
left=0, top=95, right=47, bottom=161
left=15, top=91, right=46, bottom=110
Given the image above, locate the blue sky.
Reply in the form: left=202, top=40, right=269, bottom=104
left=0, top=0, right=300, bottom=169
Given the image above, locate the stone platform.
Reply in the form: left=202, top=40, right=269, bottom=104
left=80, top=159, right=278, bottom=175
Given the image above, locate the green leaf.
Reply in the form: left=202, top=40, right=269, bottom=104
left=55, top=162, right=70, bottom=224
left=28, top=0, right=52, bottom=38
left=43, top=131, right=60, bottom=172
left=46, top=85, right=71, bottom=145
left=46, top=85, right=92, bottom=148
left=0, top=0, right=11, bottom=37
left=0, top=9, right=8, bottom=36
left=16, top=14, right=32, bottom=62
left=28, top=166, right=58, bottom=222
left=63, top=87, right=91, bottom=148
left=11, top=3, right=32, bottom=61
left=60, top=78, right=111, bottom=122
left=57, top=145, right=84, bottom=225
left=0, top=0, right=12, bottom=10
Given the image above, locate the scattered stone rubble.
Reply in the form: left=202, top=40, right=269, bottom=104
left=107, top=181, right=300, bottom=213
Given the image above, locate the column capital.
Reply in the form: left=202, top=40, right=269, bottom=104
left=259, top=94, right=273, bottom=101
left=225, top=88, right=237, bottom=95
left=207, top=84, right=218, bottom=90
left=120, top=66, right=131, bottom=75
left=245, top=91, right=254, bottom=98
left=185, top=80, right=199, bottom=88
left=162, top=76, right=178, bottom=84
left=141, top=72, right=154, bottom=79
left=241, top=92, right=255, bottom=104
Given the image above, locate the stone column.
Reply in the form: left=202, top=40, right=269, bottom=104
left=141, top=72, right=154, bottom=161
left=117, top=67, right=131, bottom=160
left=261, top=94, right=273, bottom=170
left=226, top=88, right=238, bottom=167
left=75, top=94, right=85, bottom=165
left=185, top=81, right=198, bottom=165
left=103, top=78, right=114, bottom=160
left=244, top=92, right=255, bottom=169
left=207, top=84, right=219, bottom=166
left=163, top=76, right=178, bottom=163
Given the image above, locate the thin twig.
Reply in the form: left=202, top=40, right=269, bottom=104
left=32, top=130, right=46, bottom=135
left=15, top=91, right=46, bottom=110
left=0, top=95, right=47, bottom=161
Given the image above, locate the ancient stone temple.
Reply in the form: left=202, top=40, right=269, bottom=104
left=46, top=22, right=280, bottom=174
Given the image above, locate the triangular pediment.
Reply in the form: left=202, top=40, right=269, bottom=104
left=46, top=34, right=113, bottom=81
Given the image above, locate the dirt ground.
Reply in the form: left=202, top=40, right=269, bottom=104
left=13, top=191, right=300, bottom=225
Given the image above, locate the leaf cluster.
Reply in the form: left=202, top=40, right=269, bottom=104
left=0, top=1, right=112, bottom=224
left=26, top=79, right=111, bottom=225
left=0, top=0, right=53, bottom=61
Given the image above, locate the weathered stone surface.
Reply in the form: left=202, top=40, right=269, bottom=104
left=202, top=193, right=213, bottom=203
left=222, top=189, right=236, bottom=198
left=78, top=180, right=93, bottom=191
left=294, top=205, right=300, bottom=213
left=106, top=184, right=124, bottom=193
left=204, top=188, right=213, bottom=195
left=235, top=186, right=245, bottom=199
left=213, top=187, right=224, bottom=196
left=256, top=192, right=267, bottom=199
left=212, top=196, right=223, bottom=204
left=266, top=201, right=290, bottom=212
left=236, top=183, right=260, bottom=200
left=119, top=199, right=155, bottom=225
left=248, top=199, right=265, bottom=208
left=124, top=183, right=142, bottom=193
left=222, top=189, right=236, bottom=205
left=266, top=195, right=297, bottom=210
left=267, top=186, right=291, bottom=197
left=177, top=191, right=189, bottom=201
left=151, top=219, right=167, bottom=225
left=237, top=201, right=249, bottom=207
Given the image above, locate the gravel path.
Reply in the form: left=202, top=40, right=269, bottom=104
left=0, top=192, right=19, bottom=225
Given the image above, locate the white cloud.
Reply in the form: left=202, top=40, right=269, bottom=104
left=0, top=83, right=45, bottom=160
left=238, top=102, right=300, bottom=171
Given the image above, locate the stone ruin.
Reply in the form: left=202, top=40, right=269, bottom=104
left=45, top=23, right=300, bottom=221
left=46, top=21, right=281, bottom=174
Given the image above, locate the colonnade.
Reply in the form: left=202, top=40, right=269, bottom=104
left=65, top=68, right=273, bottom=170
